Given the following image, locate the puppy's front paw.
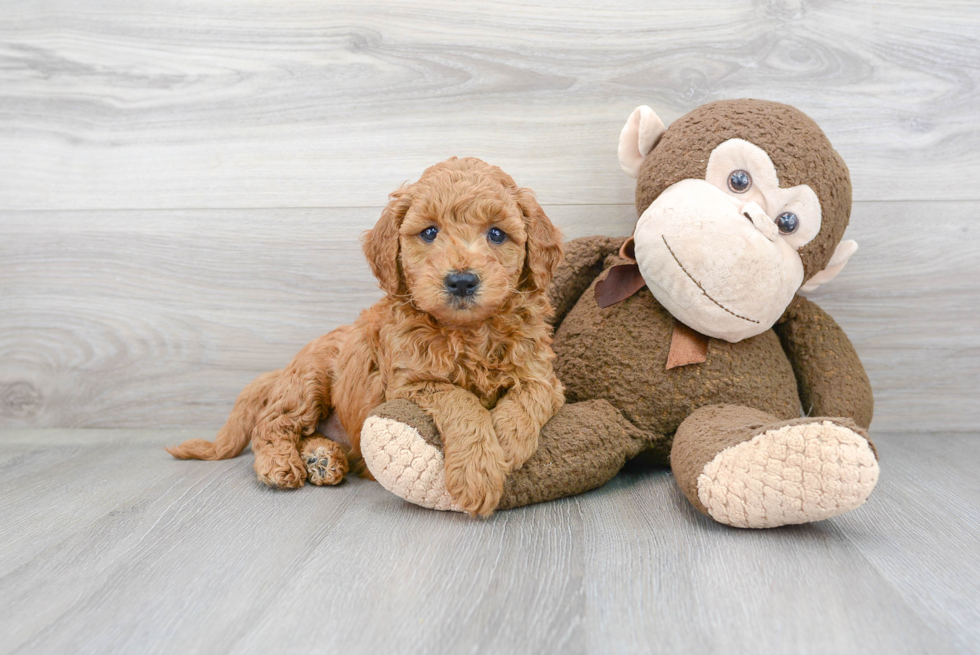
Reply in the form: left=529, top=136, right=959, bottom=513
left=492, top=409, right=538, bottom=474
left=444, top=444, right=506, bottom=518
left=254, top=443, right=307, bottom=489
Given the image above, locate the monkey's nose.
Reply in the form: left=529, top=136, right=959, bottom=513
left=444, top=271, right=481, bottom=298
left=741, top=202, right=777, bottom=241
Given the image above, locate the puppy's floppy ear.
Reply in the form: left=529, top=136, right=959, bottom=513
left=363, top=186, right=412, bottom=296
left=517, top=188, right=563, bottom=293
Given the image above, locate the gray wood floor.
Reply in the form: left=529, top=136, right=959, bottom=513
left=0, top=429, right=977, bottom=655
left=2, top=1, right=980, bottom=653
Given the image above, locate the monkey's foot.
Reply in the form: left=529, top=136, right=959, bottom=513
left=299, top=437, right=349, bottom=486
left=360, top=402, right=462, bottom=512
left=696, top=420, right=879, bottom=529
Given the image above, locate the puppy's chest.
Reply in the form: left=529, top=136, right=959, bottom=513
left=390, top=332, right=519, bottom=405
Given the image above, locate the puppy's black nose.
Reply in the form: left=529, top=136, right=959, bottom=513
left=444, top=271, right=480, bottom=298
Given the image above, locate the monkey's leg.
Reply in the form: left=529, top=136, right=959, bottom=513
left=360, top=399, right=664, bottom=512
left=671, top=404, right=879, bottom=529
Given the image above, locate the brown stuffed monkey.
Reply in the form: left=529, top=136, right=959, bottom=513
left=361, top=99, right=879, bottom=528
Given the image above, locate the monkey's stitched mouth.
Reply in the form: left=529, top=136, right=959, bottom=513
left=661, top=236, right=760, bottom=324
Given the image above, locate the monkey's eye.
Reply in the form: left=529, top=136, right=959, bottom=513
left=728, top=170, right=752, bottom=193
left=487, top=227, right=507, bottom=244
left=420, top=226, right=439, bottom=242
left=776, top=212, right=800, bottom=234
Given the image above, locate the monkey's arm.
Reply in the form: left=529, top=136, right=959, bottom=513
left=774, top=295, right=873, bottom=429
left=548, top=236, right=628, bottom=328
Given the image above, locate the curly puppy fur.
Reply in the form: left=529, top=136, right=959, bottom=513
left=168, top=157, right=565, bottom=516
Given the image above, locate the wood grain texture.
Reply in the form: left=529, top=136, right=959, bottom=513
left=1, top=0, right=978, bottom=431
left=0, top=204, right=628, bottom=429
left=2, top=201, right=977, bottom=432
left=0, top=0, right=978, bottom=211
left=833, top=433, right=980, bottom=654
left=0, top=429, right=976, bottom=654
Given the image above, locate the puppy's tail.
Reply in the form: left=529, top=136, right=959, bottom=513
left=167, top=370, right=280, bottom=460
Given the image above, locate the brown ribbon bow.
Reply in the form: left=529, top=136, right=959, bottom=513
left=593, top=237, right=709, bottom=370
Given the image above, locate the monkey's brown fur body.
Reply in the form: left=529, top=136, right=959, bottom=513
left=549, top=237, right=874, bottom=515
left=169, top=157, right=564, bottom=517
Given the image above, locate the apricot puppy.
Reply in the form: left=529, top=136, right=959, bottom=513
left=168, top=157, right=565, bottom=516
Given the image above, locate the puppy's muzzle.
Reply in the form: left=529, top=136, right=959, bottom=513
left=444, top=270, right=480, bottom=299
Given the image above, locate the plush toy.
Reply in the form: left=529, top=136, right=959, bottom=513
left=359, top=99, right=879, bottom=528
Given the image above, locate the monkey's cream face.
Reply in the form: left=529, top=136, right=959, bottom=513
left=633, top=139, right=822, bottom=342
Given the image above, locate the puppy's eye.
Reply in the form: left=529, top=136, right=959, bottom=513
left=487, top=227, right=507, bottom=245
left=776, top=212, right=800, bottom=234
left=420, top=226, right=438, bottom=243
left=728, top=170, right=752, bottom=193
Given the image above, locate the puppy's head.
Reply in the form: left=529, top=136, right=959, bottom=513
left=363, top=157, right=562, bottom=326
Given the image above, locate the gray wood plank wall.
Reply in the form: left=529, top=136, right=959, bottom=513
left=1, top=0, right=979, bottom=433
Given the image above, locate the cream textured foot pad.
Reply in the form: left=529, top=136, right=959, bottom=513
left=360, top=416, right=463, bottom=512
left=697, top=421, right=879, bottom=528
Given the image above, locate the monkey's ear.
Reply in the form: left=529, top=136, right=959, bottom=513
left=618, top=105, right=666, bottom=178
left=799, top=240, right=858, bottom=293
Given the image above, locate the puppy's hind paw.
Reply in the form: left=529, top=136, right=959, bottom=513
left=254, top=445, right=307, bottom=489
left=301, top=438, right=349, bottom=486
